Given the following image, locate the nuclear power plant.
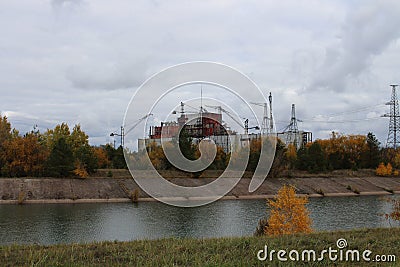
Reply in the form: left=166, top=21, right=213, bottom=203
left=137, top=93, right=313, bottom=152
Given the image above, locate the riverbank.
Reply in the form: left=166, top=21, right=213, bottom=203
left=1, top=170, right=399, bottom=204
left=0, top=228, right=398, bottom=266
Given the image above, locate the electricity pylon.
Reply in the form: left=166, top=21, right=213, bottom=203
left=383, top=84, right=400, bottom=148
left=285, top=104, right=300, bottom=147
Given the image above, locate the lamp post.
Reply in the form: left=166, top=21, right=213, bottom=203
left=240, top=119, right=260, bottom=145
left=110, top=126, right=124, bottom=148
left=244, top=119, right=260, bottom=134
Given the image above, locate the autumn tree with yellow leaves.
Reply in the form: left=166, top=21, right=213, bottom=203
left=0, top=118, right=106, bottom=177
left=376, top=162, right=394, bottom=176
left=264, top=185, right=312, bottom=236
left=296, top=132, right=383, bottom=173
left=93, top=147, right=110, bottom=168
left=316, top=132, right=367, bottom=170
left=2, top=132, right=48, bottom=177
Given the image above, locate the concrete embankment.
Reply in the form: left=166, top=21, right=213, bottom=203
left=0, top=173, right=400, bottom=204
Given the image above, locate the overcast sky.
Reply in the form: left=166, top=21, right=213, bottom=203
left=1, top=0, right=400, bottom=146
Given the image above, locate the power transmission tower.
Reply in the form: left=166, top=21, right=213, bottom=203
left=286, top=104, right=300, bottom=147
left=269, top=92, right=274, bottom=134
left=383, top=84, right=400, bottom=148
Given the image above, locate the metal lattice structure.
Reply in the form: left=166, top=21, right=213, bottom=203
left=250, top=92, right=274, bottom=135
left=383, top=84, right=400, bottom=148
left=286, top=104, right=300, bottom=147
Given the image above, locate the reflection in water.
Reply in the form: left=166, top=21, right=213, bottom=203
left=0, top=195, right=395, bottom=245
left=307, top=195, right=392, bottom=231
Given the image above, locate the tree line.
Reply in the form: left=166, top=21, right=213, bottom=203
left=0, top=116, right=126, bottom=178
left=136, top=130, right=396, bottom=176
left=293, top=132, right=381, bottom=172
left=1, top=115, right=398, bottom=178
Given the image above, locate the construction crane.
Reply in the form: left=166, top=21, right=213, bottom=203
left=112, top=113, right=153, bottom=148
left=172, top=102, right=207, bottom=115
left=110, top=113, right=152, bottom=148
left=124, top=113, right=153, bottom=136
left=205, top=105, right=245, bottom=129
left=205, top=105, right=259, bottom=134
left=172, top=102, right=208, bottom=114
left=172, top=102, right=210, bottom=127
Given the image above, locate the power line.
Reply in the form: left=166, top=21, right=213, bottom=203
left=301, top=116, right=382, bottom=124
left=286, top=102, right=385, bottom=125
left=303, top=103, right=386, bottom=120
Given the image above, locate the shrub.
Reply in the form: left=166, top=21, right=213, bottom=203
left=316, top=188, right=324, bottom=196
left=346, top=185, right=360, bottom=194
left=387, top=163, right=393, bottom=176
left=254, top=217, right=268, bottom=237
left=73, top=162, right=88, bottom=178
left=383, top=197, right=400, bottom=226
left=376, top=162, right=393, bottom=176
left=131, top=188, right=139, bottom=203
left=264, top=185, right=312, bottom=236
left=17, top=191, right=25, bottom=205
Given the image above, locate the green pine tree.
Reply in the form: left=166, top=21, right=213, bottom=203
left=45, top=137, right=75, bottom=177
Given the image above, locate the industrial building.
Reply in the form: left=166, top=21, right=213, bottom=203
left=138, top=102, right=261, bottom=152
left=137, top=94, right=313, bottom=152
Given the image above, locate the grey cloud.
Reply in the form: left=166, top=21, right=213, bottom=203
left=66, top=58, right=149, bottom=90
left=1, top=0, right=398, bottom=146
left=51, top=0, right=84, bottom=10
left=310, top=0, right=400, bottom=92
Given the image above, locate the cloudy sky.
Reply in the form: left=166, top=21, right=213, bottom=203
left=1, top=0, right=400, bottom=146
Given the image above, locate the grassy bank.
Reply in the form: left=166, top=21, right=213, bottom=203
left=0, top=228, right=399, bottom=266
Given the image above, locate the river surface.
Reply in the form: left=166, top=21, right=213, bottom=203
left=0, top=195, right=397, bottom=245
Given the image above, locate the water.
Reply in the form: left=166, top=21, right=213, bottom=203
left=0, top=195, right=396, bottom=245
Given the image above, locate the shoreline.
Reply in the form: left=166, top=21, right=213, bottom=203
left=1, top=190, right=398, bottom=205
left=1, top=175, right=400, bottom=205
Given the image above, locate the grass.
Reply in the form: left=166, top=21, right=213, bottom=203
left=0, top=228, right=399, bottom=266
